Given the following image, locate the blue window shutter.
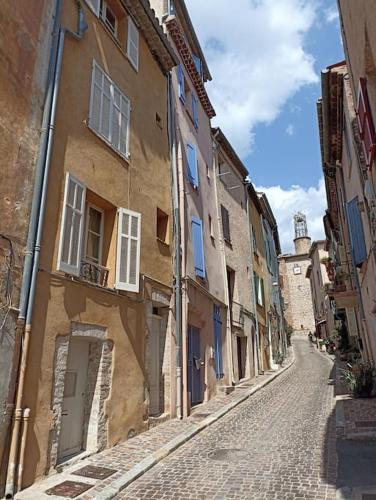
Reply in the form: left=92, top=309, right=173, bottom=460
left=178, top=64, right=185, bottom=103
left=187, top=143, right=199, bottom=187
left=347, top=197, right=367, bottom=266
left=213, top=305, right=223, bottom=379
left=192, top=216, right=205, bottom=278
left=192, top=95, right=198, bottom=129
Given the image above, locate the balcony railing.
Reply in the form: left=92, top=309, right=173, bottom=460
left=80, top=260, right=109, bottom=287
left=231, top=300, right=244, bottom=328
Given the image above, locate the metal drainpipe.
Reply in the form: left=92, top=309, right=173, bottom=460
left=4, top=5, right=88, bottom=497
left=246, top=191, right=262, bottom=375
left=167, top=73, right=182, bottom=419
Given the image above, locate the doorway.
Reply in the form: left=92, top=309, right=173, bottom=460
left=149, top=314, right=162, bottom=415
left=188, top=326, right=203, bottom=406
left=237, top=335, right=247, bottom=380
left=58, top=339, right=89, bottom=462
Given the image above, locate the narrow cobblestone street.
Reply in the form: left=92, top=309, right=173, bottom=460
left=118, top=336, right=337, bottom=500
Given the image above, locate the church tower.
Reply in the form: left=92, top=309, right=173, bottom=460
left=293, top=212, right=311, bottom=255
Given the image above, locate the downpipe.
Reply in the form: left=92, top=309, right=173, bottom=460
left=167, top=73, right=182, bottom=419
left=4, top=4, right=88, bottom=497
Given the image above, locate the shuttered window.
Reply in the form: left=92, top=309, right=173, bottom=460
left=89, top=60, right=130, bottom=158
left=116, top=208, right=141, bottom=292
left=127, top=17, right=139, bottom=71
left=57, top=173, right=86, bottom=276
left=192, top=94, right=198, bottom=129
left=187, top=143, right=199, bottom=188
left=192, top=216, right=205, bottom=278
left=192, top=54, right=203, bottom=79
left=221, top=205, right=231, bottom=243
left=178, top=65, right=185, bottom=103
left=213, top=305, right=224, bottom=379
left=347, top=197, right=367, bottom=267
left=86, top=0, right=100, bottom=15
left=356, top=78, right=376, bottom=168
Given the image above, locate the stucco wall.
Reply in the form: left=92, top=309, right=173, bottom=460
left=21, top=0, right=174, bottom=485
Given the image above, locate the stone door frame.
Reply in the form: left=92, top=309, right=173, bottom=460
left=48, top=322, right=113, bottom=472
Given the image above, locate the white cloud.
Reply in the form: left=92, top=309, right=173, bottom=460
left=285, top=124, right=295, bottom=136
left=324, top=6, right=339, bottom=24
left=186, top=0, right=319, bottom=157
left=256, top=177, right=327, bottom=253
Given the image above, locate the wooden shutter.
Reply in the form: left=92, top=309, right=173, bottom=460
left=192, top=94, right=198, bottom=129
left=178, top=65, right=185, bottom=103
left=116, top=208, right=141, bottom=292
left=90, top=61, right=130, bottom=158
left=86, top=0, right=100, bottom=16
left=187, top=143, right=199, bottom=187
left=192, top=216, right=205, bottom=278
left=57, top=173, right=86, bottom=276
left=356, top=78, right=376, bottom=168
left=221, top=205, right=230, bottom=242
left=127, top=17, right=139, bottom=70
left=213, top=305, right=223, bottom=379
left=347, top=197, right=367, bottom=267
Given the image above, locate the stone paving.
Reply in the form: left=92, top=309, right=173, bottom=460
left=16, top=345, right=293, bottom=500
left=117, top=336, right=337, bottom=500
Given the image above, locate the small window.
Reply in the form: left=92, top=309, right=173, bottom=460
left=192, top=94, right=198, bottom=129
left=206, top=163, right=210, bottom=181
left=157, top=208, right=169, bottom=244
left=100, top=1, right=118, bottom=36
left=127, top=17, right=139, bottom=71
left=85, top=205, right=104, bottom=264
left=178, top=65, right=185, bottom=103
left=221, top=205, right=231, bottom=243
left=293, top=264, right=301, bottom=275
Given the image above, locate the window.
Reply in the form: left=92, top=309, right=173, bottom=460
left=221, top=205, right=231, bottom=243
left=58, top=173, right=86, bottom=276
left=356, top=78, right=376, bottom=168
left=192, top=216, right=205, bottom=278
left=156, top=208, right=169, bottom=244
left=89, top=60, right=130, bottom=158
left=115, top=208, right=141, bottom=292
left=192, top=94, right=198, bottom=129
left=253, top=272, right=264, bottom=307
left=127, top=17, right=139, bottom=70
left=178, top=65, right=185, bottom=103
left=58, top=173, right=141, bottom=292
left=100, top=1, right=118, bottom=36
left=347, top=196, right=367, bottom=267
left=293, top=264, right=301, bottom=275
left=85, top=205, right=104, bottom=264
left=251, top=226, right=257, bottom=253
left=187, top=143, right=199, bottom=188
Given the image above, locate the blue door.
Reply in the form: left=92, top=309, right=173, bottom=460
left=213, top=305, right=224, bottom=379
left=188, top=326, right=203, bottom=405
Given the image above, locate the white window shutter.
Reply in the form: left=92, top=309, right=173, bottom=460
left=89, top=62, right=103, bottom=133
left=57, top=173, right=86, bottom=276
left=86, top=0, right=100, bottom=16
left=127, top=17, right=139, bottom=70
left=115, top=208, right=141, bottom=292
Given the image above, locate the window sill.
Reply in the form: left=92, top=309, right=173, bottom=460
left=87, top=124, right=130, bottom=165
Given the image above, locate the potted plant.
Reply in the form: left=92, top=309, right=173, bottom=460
left=341, top=362, right=376, bottom=398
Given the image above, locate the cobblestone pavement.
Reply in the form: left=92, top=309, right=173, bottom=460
left=118, top=336, right=337, bottom=500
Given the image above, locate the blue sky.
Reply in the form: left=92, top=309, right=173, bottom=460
left=186, top=0, right=345, bottom=252
left=248, top=2, right=344, bottom=189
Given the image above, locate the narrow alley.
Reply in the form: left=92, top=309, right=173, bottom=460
left=117, top=336, right=337, bottom=500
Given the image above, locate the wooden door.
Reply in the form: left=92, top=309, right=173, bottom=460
left=188, top=326, right=203, bottom=406
left=58, top=339, right=89, bottom=461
